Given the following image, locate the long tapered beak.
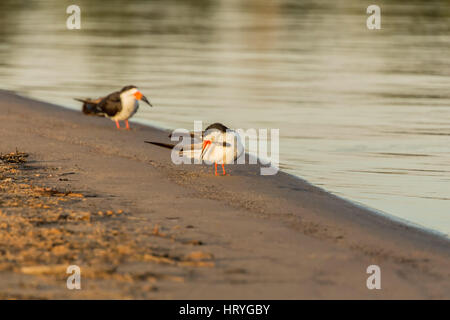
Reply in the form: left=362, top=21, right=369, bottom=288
left=201, top=140, right=211, bottom=159
left=134, top=91, right=153, bottom=107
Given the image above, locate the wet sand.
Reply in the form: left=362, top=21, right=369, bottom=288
left=0, top=90, right=449, bottom=299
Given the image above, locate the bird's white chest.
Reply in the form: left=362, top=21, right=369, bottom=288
left=114, top=96, right=139, bottom=120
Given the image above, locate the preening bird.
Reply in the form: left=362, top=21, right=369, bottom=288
left=145, top=123, right=245, bottom=176
left=74, top=85, right=152, bottom=130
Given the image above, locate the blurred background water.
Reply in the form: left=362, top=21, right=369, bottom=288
left=0, top=0, right=449, bottom=236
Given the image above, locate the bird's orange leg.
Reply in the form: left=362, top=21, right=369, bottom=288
left=115, top=120, right=121, bottom=129
left=214, top=162, right=218, bottom=176
left=125, top=120, right=130, bottom=130
left=222, top=164, right=226, bottom=175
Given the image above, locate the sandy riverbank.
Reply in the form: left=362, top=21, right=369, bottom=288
left=0, top=90, right=449, bottom=299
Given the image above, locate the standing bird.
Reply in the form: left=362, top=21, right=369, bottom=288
left=145, top=123, right=245, bottom=176
left=74, top=85, right=152, bottom=130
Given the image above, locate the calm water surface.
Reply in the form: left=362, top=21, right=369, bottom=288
left=0, top=0, right=449, bottom=236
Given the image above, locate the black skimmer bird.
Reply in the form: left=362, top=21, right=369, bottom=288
left=145, top=123, right=244, bottom=176
left=74, top=85, right=152, bottom=130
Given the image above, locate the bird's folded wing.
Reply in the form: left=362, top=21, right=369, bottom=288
left=212, top=141, right=231, bottom=147
left=97, top=91, right=122, bottom=116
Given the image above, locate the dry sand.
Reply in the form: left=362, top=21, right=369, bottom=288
left=0, top=90, right=449, bottom=299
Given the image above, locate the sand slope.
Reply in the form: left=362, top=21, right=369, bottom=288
left=0, top=90, right=448, bottom=299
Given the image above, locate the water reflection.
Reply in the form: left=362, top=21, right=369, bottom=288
left=0, top=0, right=449, bottom=236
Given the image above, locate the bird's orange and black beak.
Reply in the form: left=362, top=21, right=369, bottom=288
left=134, top=91, right=153, bottom=107
left=201, top=140, right=211, bottom=159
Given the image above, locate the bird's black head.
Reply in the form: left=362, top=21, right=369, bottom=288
left=120, top=85, right=153, bottom=107
left=205, top=123, right=229, bottom=133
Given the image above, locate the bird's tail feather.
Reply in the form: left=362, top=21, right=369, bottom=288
left=145, top=141, right=206, bottom=161
left=74, top=98, right=105, bottom=117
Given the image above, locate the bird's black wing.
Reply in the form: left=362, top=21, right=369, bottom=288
left=97, top=91, right=122, bottom=117
left=144, top=141, right=175, bottom=149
